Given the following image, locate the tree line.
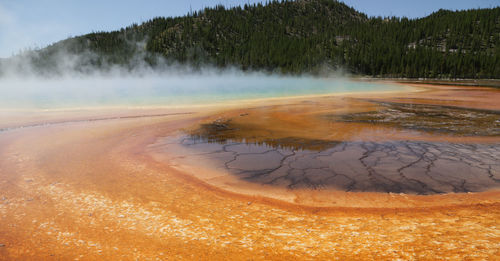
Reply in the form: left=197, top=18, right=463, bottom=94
left=3, top=0, right=499, bottom=78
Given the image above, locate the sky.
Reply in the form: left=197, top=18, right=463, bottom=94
left=0, top=0, right=498, bottom=58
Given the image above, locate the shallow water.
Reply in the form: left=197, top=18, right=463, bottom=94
left=0, top=75, right=404, bottom=110
left=162, top=135, right=500, bottom=194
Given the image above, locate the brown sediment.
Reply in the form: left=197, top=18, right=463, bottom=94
left=0, top=81, right=499, bottom=260
left=337, top=100, right=500, bottom=136
left=376, top=82, right=500, bottom=110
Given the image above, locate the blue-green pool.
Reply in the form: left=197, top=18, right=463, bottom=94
left=0, top=74, right=408, bottom=110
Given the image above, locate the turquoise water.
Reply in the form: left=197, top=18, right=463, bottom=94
left=0, top=74, right=407, bottom=110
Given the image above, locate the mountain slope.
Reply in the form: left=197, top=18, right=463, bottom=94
left=2, top=0, right=499, bottom=78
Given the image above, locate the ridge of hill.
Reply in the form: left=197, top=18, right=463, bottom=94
left=2, top=0, right=499, bottom=78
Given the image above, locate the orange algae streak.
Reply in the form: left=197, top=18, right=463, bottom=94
left=0, top=81, right=499, bottom=260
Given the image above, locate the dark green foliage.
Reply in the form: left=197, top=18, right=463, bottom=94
left=9, top=0, right=500, bottom=78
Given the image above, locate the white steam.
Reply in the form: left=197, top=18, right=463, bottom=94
left=0, top=46, right=396, bottom=111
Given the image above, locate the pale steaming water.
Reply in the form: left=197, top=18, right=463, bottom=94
left=0, top=75, right=407, bottom=110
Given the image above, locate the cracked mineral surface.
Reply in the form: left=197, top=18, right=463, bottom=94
left=164, top=136, right=500, bottom=194
left=164, top=93, right=500, bottom=195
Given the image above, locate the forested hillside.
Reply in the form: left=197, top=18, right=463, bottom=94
left=2, top=0, right=499, bottom=78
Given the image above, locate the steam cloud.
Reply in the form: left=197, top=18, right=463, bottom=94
left=0, top=41, right=392, bottom=112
